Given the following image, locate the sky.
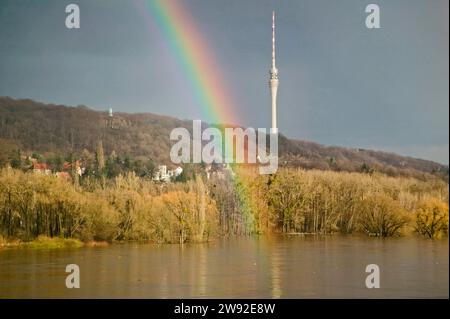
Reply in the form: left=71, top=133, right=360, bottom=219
left=0, top=0, right=448, bottom=164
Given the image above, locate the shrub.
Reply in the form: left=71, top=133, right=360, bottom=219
left=415, top=198, right=449, bottom=239
left=359, top=194, right=410, bottom=237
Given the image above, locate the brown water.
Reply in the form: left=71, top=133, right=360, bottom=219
left=0, top=236, right=448, bottom=298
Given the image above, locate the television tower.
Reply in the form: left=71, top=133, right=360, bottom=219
left=269, top=11, right=279, bottom=133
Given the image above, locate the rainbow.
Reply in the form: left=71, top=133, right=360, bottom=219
left=133, top=0, right=258, bottom=234
left=134, top=0, right=238, bottom=125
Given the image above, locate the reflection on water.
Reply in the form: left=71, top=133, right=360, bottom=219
left=0, top=236, right=448, bottom=298
left=270, top=241, right=282, bottom=299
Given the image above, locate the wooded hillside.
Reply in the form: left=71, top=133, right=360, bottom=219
left=0, top=96, right=447, bottom=180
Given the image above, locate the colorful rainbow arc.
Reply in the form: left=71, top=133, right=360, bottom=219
left=133, top=0, right=257, bottom=233
left=134, top=0, right=238, bottom=126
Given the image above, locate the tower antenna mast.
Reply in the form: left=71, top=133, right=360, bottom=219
left=269, top=11, right=279, bottom=133
left=272, top=11, right=276, bottom=69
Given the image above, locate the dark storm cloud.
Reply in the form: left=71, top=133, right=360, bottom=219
left=0, top=0, right=448, bottom=163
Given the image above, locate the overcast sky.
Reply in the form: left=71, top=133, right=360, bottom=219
left=0, top=0, right=448, bottom=164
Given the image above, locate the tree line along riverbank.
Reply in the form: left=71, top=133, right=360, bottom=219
left=0, top=167, right=448, bottom=248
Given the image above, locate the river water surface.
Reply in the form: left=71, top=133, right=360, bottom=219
left=0, top=236, right=448, bottom=298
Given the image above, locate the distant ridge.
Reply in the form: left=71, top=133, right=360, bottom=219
left=0, top=96, right=448, bottom=180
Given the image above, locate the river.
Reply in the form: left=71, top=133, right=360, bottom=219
left=0, top=236, right=448, bottom=298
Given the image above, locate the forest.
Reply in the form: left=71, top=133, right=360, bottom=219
left=0, top=166, right=448, bottom=247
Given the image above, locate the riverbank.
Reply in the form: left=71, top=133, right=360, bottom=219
left=0, top=235, right=109, bottom=250
left=2, top=232, right=449, bottom=251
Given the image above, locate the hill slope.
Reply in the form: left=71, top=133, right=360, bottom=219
left=0, top=96, right=447, bottom=179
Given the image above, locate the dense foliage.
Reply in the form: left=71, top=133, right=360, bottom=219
left=0, top=169, right=216, bottom=243
left=219, top=168, right=449, bottom=237
left=0, top=167, right=447, bottom=244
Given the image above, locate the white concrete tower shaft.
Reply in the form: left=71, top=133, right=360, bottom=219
left=269, top=11, right=279, bottom=133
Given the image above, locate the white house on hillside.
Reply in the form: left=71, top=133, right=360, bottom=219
left=153, top=165, right=183, bottom=182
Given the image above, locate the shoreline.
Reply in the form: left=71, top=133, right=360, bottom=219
left=1, top=233, right=448, bottom=250
left=0, top=236, right=108, bottom=250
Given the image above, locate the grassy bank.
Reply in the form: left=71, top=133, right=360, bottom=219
left=0, top=235, right=83, bottom=249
